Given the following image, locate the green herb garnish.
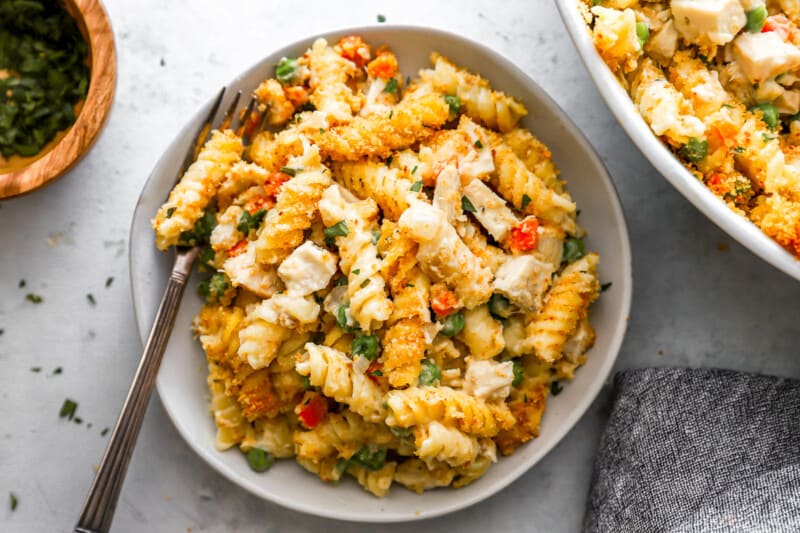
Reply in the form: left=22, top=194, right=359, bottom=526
left=635, top=22, right=650, bottom=48
left=550, top=381, right=563, bottom=396
left=86, top=293, right=95, bottom=305
left=237, top=208, right=267, bottom=234
left=9, top=492, right=17, bottom=512
left=679, top=137, right=708, bottom=163
left=410, top=180, right=423, bottom=192
left=377, top=14, right=386, bottom=23
left=512, top=360, right=524, bottom=387
left=474, top=139, right=483, bottom=149
left=59, top=398, right=77, bottom=420
left=105, top=276, right=114, bottom=287
left=461, top=196, right=477, bottom=213
left=178, top=210, right=216, bottom=246
left=444, top=94, right=461, bottom=115
left=336, top=304, right=356, bottom=332
left=198, top=273, right=230, bottom=303
left=324, top=220, right=349, bottom=240
left=353, top=445, right=387, bottom=471
left=335, top=276, right=348, bottom=287
left=25, top=293, right=42, bottom=303
left=601, top=281, right=613, bottom=292
left=383, top=77, right=398, bottom=94
left=0, top=0, right=89, bottom=159
left=563, top=237, right=585, bottom=263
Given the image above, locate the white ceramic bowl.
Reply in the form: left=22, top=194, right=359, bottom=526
left=129, top=25, right=632, bottom=522
left=556, top=0, right=800, bottom=282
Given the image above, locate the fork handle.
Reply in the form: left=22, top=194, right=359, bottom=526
left=74, top=248, right=199, bottom=533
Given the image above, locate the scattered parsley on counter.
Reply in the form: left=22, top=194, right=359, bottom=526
left=59, top=398, right=78, bottom=420
left=86, top=293, right=96, bottom=305
left=9, top=492, right=17, bottom=512
left=18, top=279, right=26, bottom=288
left=25, top=293, right=42, bottom=303
left=105, top=276, right=114, bottom=288
left=52, top=367, right=62, bottom=375
left=377, top=14, right=386, bottom=23
left=30, top=367, right=41, bottom=373
left=550, top=381, right=564, bottom=396
left=601, top=282, right=613, bottom=292
left=100, top=427, right=109, bottom=437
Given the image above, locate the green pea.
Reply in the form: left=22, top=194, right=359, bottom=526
left=351, top=333, right=380, bottom=361
left=246, top=448, right=275, bottom=473
left=745, top=5, right=767, bottom=32
left=750, top=102, right=779, bottom=130
left=488, top=293, right=512, bottom=319
left=418, top=359, right=441, bottom=386
left=440, top=312, right=465, bottom=337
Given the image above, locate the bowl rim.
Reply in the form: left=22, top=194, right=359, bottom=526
left=0, top=0, right=117, bottom=199
left=129, top=23, right=633, bottom=522
left=554, top=0, right=800, bottom=282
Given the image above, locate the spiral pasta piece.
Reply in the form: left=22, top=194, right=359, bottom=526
left=333, top=161, right=416, bottom=221
left=349, top=462, right=398, bottom=497
left=501, top=128, right=565, bottom=194
left=254, top=146, right=332, bottom=265
left=382, top=317, right=428, bottom=389
left=490, top=139, right=578, bottom=235
left=296, top=343, right=387, bottom=423
left=207, top=361, right=247, bottom=450
left=414, top=421, right=481, bottom=467
left=319, top=184, right=393, bottom=330
left=393, top=458, right=456, bottom=493
left=294, top=411, right=396, bottom=461
left=152, top=129, right=243, bottom=250
left=385, top=386, right=514, bottom=437
left=305, top=38, right=361, bottom=123
left=310, top=91, right=450, bottom=161
left=528, top=253, right=600, bottom=363
left=240, top=415, right=296, bottom=458
left=419, top=53, right=527, bottom=132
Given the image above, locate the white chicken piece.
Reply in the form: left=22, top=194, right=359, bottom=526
left=256, top=293, right=320, bottom=328
left=493, top=254, right=553, bottom=311
left=562, top=317, right=596, bottom=363
left=461, top=179, right=519, bottom=242
left=646, top=19, right=679, bottom=65
left=462, top=358, right=515, bottom=402
left=277, top=241, right=337, bottom=296
left=732, top=31, right=800, bottom=85
left=433, top=163, right=464, bottom=225
left=670, top=0, right=746, bottom=47
left=222, top=242, right=281, bottom=298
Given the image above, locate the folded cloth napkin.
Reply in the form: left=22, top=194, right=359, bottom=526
left=584, top=367, right=800, bottom=533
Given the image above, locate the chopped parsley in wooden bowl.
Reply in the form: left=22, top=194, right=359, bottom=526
left=0, top=0, right=116, bottom=199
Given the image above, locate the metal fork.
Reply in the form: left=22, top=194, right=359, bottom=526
left=74, top=87, right=263, bottom=533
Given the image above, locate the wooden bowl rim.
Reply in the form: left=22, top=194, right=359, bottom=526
left=0, top=0, right=116, bottom=199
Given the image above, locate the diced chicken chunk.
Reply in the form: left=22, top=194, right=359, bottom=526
left=732, top=31, right=800, bottom=84
left=258, top=293, right=320, bottom=328
left=493, top=254, right=553, bottom=311
left=223, top=242, right=280, bottom=298
left=433, top=163, right=463, bottom=225
left=671, top=0, right=746, bottom=47
left=277, top=241, right=337, bottom=296
left=462, top=359, right=514, bottom=402
left=462, top=179, right=519, bottom=242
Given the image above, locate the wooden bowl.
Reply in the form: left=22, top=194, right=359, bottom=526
left=0, top=0, right=116, bottom=199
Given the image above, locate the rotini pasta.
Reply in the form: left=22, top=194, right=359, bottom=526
left=156, top=35, right=602, bottom=496
left=152, top=129, right=242, bottom=250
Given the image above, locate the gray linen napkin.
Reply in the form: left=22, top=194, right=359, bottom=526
left=584, top=367, right=800, bottom=533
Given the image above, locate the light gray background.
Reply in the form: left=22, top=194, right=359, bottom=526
left=1, top=1, right=798, bottom=532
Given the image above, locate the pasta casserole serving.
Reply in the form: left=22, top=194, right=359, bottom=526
left=581, top=0, right=800, bottom=257
left=152, top=35, right=602, bottom=496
